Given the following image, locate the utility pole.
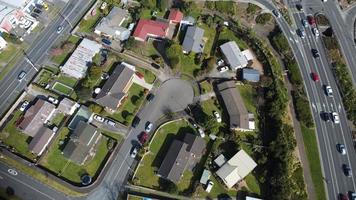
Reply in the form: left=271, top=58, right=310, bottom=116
left=23, top=50, right=38, bottom=71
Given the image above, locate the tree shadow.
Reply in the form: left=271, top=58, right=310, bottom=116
left=152, top=39, right=170, bottom=64
left=219, top=140, right=239, bottom=159
left=151, top=133, right=176, bottom=168
left=121, top=110, right=131, bottom=119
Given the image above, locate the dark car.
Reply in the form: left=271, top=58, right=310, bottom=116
left=146, top=93, right=155, bottom=102
left=296, top=4, right=303, bottom=11
left=102, top=38, right=111, bottom=45
left=151, top=62, right=161, bottom=69
left=139, top=132, right=149, bottom=144
left=132, top=116, right=140, bottom=128
left=321, top=111, right=331, bottom=122
left=17, top=71, right=27, bottom=80
left=339, top=193, right=349, bottom=200
left=343, top=164, right=352, bottom=177
left=312, top=49, right=320, bottom=58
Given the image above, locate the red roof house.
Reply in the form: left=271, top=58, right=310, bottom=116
left=132, top=19, right=169, bottom=41
left=168, top=9, right=183, bottom=24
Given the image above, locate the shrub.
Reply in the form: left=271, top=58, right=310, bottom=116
left=255, top=13, right=272, bottom=25
left=246, top=3, right=261, bottom=15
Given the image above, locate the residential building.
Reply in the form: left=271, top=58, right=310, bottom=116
left=214, top=154, right=227, bottom=167
left=0, top=36, right=7, bottom=50
left=217, top=81, right=255, bottom=131
left=242, top=68, right=260, bottom=82
left=57, top=98, right=78, bottom=115
left=28, top=126, right=55, bottom=156
left=60, top=38, right=102, bottom=79
left=18, top=99, right=56, bottom=137
left=168, top=9, right=183, bottom=24
left=94, top=7, right=131, bottom=41
left=220, top=41, right=248, bottom=70
left=63, top=121, right=101, bottom=165
left=181, top=16, right=195, bottom=26
left=68, top=106, right=92, bottom=130
left=132, top=19, right=169, bottom=41
left=182, top=26, right=205, bottom=54
left=158, top=133, right=206, bottom=183
left=216, top=149, right=257, bottom=188
left=95, top=62, right=135, bottom=111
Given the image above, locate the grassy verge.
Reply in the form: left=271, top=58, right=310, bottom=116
left=200, top=81, right=213, bottom=94
left=100, top=129, right=123, bottom=142
left=136, top=67, right=156, bottom=84
left=78, top=8, right=102, bottom=33
left=301, top=125, right=326, bottom=200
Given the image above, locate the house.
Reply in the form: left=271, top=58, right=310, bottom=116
left=68, top=106, right=92, bottom=130
left=0, top=36, right=7, bottom=50
left=18, top=99, right=56, bottom=137
left=242, top=68, right=260, bottom=82
left=57, top=98, right=78, bottom=115
left=63, top=121, right=101, bottom=165
left=181, top=16, right=195, bottom=26
left=95, top=62, right=135, bottom=111
left=28, top=126, right=55, bottom=156
left=94, top=7, right=131, bottom=41
left=217, top=81, right=255, bottom=131
left=182, top=26, right=205, bottom=54
left=216, top=149, right=257, bottom=188
left=214, top=154, right=227, bottom=167
left=168, top=9, right=183, bottom=24
left=220, top=41, right=248, bottom=70
left=132, top=19, right=169, bottom=41
left=60, top=38, right=102, bottom=79
left=158, top=133, right=206, bottom=183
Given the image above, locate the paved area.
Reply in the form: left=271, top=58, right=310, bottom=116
left=132, top=74, right=153, bottom=90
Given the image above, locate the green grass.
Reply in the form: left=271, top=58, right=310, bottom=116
left=301, top=125, right=326, bottom=200
left=52, top=52, right=71, bottom=65
left=218, top=28, right=248, bottom=51
left=0, top=110, right=36, bottom=160
left=100, top=129, right=123, bottom=141
left=237, top=84, right=257, bottom=114
left=201, top=99, right=220, bottom=117
left=57, top=75, right=77, bottom=87
left=129, top=40, right=158, bottom=57
left=0, top=43, right=18, bottom=61
left=135, top=120, right=195, bottom=189
left=52, top=82, right=73, bottom=96
left=67, top=35, right=81, bottom=44
left=200, top=81, right=213, bottom=94
left=199, top=23, right=216, bottom=56
left=50, top=113, right=65, bottom=127
left=110, top=83, right=145, bottom=124
left=245, top=173, right=260, bottom=195
left=40, top=128, right=110, bottom=183
left=194, top=174, right=237, bottom=198
left=136, top=67, right=156, bottom=84
left=179, top=52, right=201, bottom=76
left=78, top=8, right=102, bottom=33
left=0, top=187, right=21, bottom=200
left=0, top=45, right=23, bottom=81
left=36, top=69, right=53, bottom=85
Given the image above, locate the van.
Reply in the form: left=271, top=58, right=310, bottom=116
left=205, top=180, right=214, bottom=193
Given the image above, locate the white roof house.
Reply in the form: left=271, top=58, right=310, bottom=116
left=242, top=49, right=254, bottom=61
left=214, top=154, right=227, bottom=167
left=216, top=149, right=257, bottom=188
left=61, top=38, right=102, bottom=79
left=0, top=36, right=7, bottom=50
left=220, top=41, right=248, bottom=70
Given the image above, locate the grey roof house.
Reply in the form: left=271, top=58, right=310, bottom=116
left=29, top=126, right=55, bottom=156
left=63, top=121, right=101, bottom=165
left=217, top=81, right=255, bottom=131
left=158, top=133, right=206, bottom=183
left=220, top=41, right=248, bottom=70
left=94, top=7, right=131, bottom=41
left=95, top=62, right=135, bottom=111
left=182, top=26, right=205, bottom=53
left=242, top=68, right=260, bottom=82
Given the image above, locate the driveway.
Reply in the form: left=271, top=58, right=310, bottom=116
left=132, top=74, right=153, bottom=90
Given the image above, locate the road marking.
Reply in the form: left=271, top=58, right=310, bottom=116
left=323, top=103, right=326, bottom=110
left=312, top=102, right=316, bottom=111
left=330, top=103, right=334, bottom=110
left=338, top=104, right=341, bottom=112
left=8, top=168, right=18, bottom=176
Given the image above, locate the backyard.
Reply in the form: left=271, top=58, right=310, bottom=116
left=52, top=82, right=74, bottom=96
left=40, top=128, right=112, bottom=183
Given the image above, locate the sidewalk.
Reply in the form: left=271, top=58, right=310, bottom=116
left=126, top=185, right=191, bottom=200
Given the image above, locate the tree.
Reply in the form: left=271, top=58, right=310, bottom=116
left=89, top=103, right=103, bottom=113
left=203, top=116, right=220, bottom=134
left=76, top=87, right=92, bottom=101
left=246, top=3, right=261, bottom=15
left=124, top=37, right=137, bottom=49
left=255, top=13, right=272, bottom=25
left=166, top=43, right=181, bottom=69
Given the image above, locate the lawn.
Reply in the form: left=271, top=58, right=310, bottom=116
left=179, top=52, right=201, bottom=76
left=52, top=51, right=73, bottom=65
left=110, top=83, right=146, bottom=125
left=301, top=125, right=326, bottom=200
left=218, top=28, right=248, bottom=51
left=57, top=75, right=77, bottom=87
left=67, top=35, right=81, bottom=45
left=201, top=99, right=221, bottom=117
left=78, top=8, right=103, bottom=33
left=237, top=84, right=257, bottom=114
left=40, top=127, right=111, bottom=183
left=0, top=44, right=23, bottom=81
left=0, top=110, right=36, bottom=160
left=134, top=120, right=196, bottom=190
left=199, top=23, right=217, bottom=56
left=194, top=174, right=237, bottom=198
left=200, top=80, right=213, bottom=94
left=50, top=113, right=65, bottom=127
left=0, top=43, right=18, bottom=62
left=245, top=173, right=260, bottom=195
left=36, top=69, right=53, bottom=85
left=52, top=82, right=73, bottom=96
left=136, top=67, right=156, bottom=84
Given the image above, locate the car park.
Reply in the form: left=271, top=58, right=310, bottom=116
left=312, top=27, right=320, bottom=37
left=311, top=72, right=319, bottom=81
left=48, top=96, right=59, bottom=105
left=272, top=10, right=281, bottom=18
left=146, top=93, right=155, bottom=102
left=213, top=111, right=222, bottom=123
left=132, top=116, right=140, bottom=128
left=93, top=114, right=105, bottom=122
left=337, top=144, right=346, bottom=155
left=205, top=180, right=214, bottom=193
left=343, top=164, right=352, bottom=177
left=139, top=132, right=149, bottom=144
left=56, top=26, right=63, bottom=34
left=131, top=147, right=138, bottom=158
left=325, top=85, right=333, bottom=97
left=332, top=112, right=340, bottom=124
left=321, top=111, right=331, bottom=122
left=198, top=128, right=205, bottom=138
left=218, top=66, right=229, bottom=73
left=20, top=101, right=29, bottom=111
left=302, top=19, right=308, bottom=27
left=145, top=122, right=153, bottom=132
left=104, top=119, right=116, bottom=126
left=312, top=49, right=320, bottom=58
left=18, top=71, right=27, bottom=81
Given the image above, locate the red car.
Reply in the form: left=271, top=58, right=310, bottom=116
left=312, top=72, right=320, bottom=81
left=339, top=193, right=348, bottom=200
left=308, top=16, right=316, bottom=25
left=139, top=132, right=148, bottom=144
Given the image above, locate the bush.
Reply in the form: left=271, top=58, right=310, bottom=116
left=255, top=13, right=272, bottom=25
left=293, top=92, right=314, bottom=127
left=89, top=103, right=103, bottom=113
left=247, top=3, right=261, bottom=15
left=166, top=43, right=181, bottom=69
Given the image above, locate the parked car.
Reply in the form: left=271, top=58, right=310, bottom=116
left=321, top=111, right=331, bottom=122
left=18, top=71, right=27, bottom=81
left=139, top=132, right=149, bottom=144
left=213, top=111, right=222, bottom=123
left=339, top=193, right=349, bottom=200
left=311, top=72, right=320, bottom=81
left=100, top=2, right=107, bottom=10
left=93, top=114, right=105, bottom=122
left=101, top=73, right=109, bottom=80
left=48, top=96, right=59, bottom=105
left=130, top=147, right=138, bottom=158
left=188, top=118, right=198, bottom=128
left=343, top=164, right=352, bottom=177
left=302, top=19, right=308, bottom=27
left=145, top=122, right=153, bottom=132
left=349, top=192, right=356, bottom=200
left=205, top=180, right=214, bottom=193
left=104, top=119, right=116, bottom=126
left=198, top=128, right=205, bottom=138
left=272, top=10, right=281, bottom=18
left=218, top=66, right=229, bottom=73
left=325, top=85, right=333, bottom=97
left=56, top=26, right=63, bottom=34
left=337, top=144, right=346, bottom=155
left=20, top=101, right=29, bottom=111
left=312, top=27, right=320, bottom=37
left=217, top=59, right=225, bottom=66
left=132, top=116, right=140, bottom=128
left=102, top=38, right=111, bottom=45
left=146, top=93, right=155, bottom=102
left=312, top=49, right=320, bottom=58
left=332, top=112, right=340, bottom=124
left=308, top=16, right=316, bottom=25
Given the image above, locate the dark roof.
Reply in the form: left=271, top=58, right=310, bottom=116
left=18, top=99, right=55, bottom=137
left=63, top=121, right=101, bottom=165
left=243, top=68, right=260, bottom=82
left=217, top=81, right=249, bottom=129
left=28, top=127, right=54, bottom=155
left=95, top=63, right=135, bottom=109
left=158, top=133, right=206, bottom=183
left=182, top=26, right=205, bottom=53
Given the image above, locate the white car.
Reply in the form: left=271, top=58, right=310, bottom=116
left=213, top=111, right=222, bottom=123
left=100, top=2, right=107, bottom=10
left=105, top=119, right=116, bottom=126
left=325, top=85, right=333, bottom=97
left=312, top=27, right=320, bottom=37
left=93, top=114, right=105, bottom=122
left=205, top=180, right=214, bottom=193
left=20, top=101, right=29, bottom=111
left=322, top=0, right=327, bottom=2
left=48, top=96, right=59, bottom=105
left=218, top=66, right=229, bottom=73
left=331, top=112, right=340, bottom=124
left=198, top=128, right=205, bottom=138
left=217, top=59, right=225, bottom=66
left=302, top=19, right=308, bottom=28
left=145, top=122, right=153, bottom=132
left=56, top=26, right=63, bottom=34
left=337, top=144, right=346, bottom=155
left=272, top=10, right=281, bottom=18
left=131, top=147, right=138, bottom=158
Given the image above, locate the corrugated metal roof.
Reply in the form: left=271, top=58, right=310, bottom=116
left=243, top=68, right=260, bottom=82
left=182, top=26, right=204, bottom=53
left=220, top=41, right=248, bottom=70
